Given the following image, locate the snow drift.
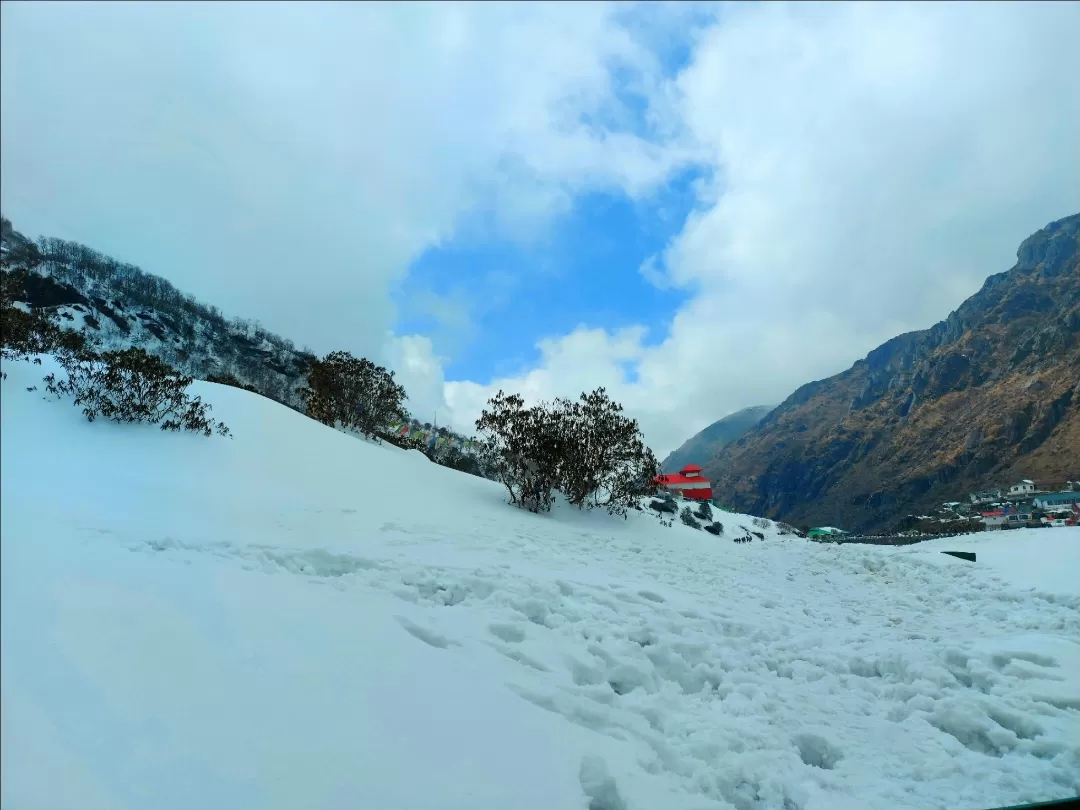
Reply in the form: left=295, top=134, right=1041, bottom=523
left=2, top=356, right=1078, bottom=810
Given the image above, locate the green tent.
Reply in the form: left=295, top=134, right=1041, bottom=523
left=807, top=526, right=847, bottom=539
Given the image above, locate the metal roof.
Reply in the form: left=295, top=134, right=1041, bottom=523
left=1035, top=491, right=1080, bottom=504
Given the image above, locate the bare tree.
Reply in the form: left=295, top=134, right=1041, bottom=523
left=299, top=350, right=409, bottom=439
left=475, top=387, right=659, bottom=517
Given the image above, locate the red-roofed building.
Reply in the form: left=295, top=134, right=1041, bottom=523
left=654, top=464, right=713, bottom=501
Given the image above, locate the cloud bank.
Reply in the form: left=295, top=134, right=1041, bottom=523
left=3, top=2, right=1078, bottom=455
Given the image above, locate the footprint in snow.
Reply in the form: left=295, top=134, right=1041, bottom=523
left=489, top=622, right=527, bottom=643
left=793, top=732, right=844, bottom=770
left=394, top=616, right=457, bottom=649
left=485, top=640, right=550, bottom=672
left=579, top=756, right=627, bottom=810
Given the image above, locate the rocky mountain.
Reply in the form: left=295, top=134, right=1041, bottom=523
left=704, top=213, right=1080, bottom=533
left=662, top=405, right=774, bottom=473
left=2, top=216, right=317, bottom=409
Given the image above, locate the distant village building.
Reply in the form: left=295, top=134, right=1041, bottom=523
left=654, top=464, right=713, bottom=501
left=1033, top=491, right=1080, bottom=510
left=969, top=489, right=1002, bottom=505
left=981, top=503, right=1043, bottom=527
left=1007, top=479, right=1037, bottom=497
left=980, top=508, right=1011, bottom=528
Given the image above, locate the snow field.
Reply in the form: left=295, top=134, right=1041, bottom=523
left=884, top=529, right=1080, bottom=595
left=2, top=355, right=1078, bottom=810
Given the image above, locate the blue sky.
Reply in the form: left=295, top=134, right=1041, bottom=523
left=391, top=5, right=710, bottom=386
left=2, top=1, right=1078, bottom=455
left=395, top=169, right=701, bottom=382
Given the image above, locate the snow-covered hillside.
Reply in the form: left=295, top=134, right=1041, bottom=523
left=2, top=218, right=316, bottom=407
left=2, top=355, right=1078, bottom=810
left=2, top=220, right=482, bottom=456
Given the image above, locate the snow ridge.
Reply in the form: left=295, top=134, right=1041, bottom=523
left=2, top=357, right=1078, bottom=810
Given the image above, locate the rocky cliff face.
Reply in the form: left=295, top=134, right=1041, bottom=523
left=661, top=405, right=774, bottom=474
left=704, top=213, right=1080, bottom=532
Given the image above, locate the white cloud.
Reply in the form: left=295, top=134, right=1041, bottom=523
left=443, top=325, right=648, bottom=434
left=4, top=3, right=1078, bottom=454
left=445, top=1, right=1080, bottom=457
left=381, top=334, right=449, bottom=427
left=0, top=1, right=698, bottom=365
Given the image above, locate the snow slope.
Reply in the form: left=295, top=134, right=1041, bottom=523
left=2, top=356, right=1079, bottom=810
left=883, top=530, right=1080, bottom=594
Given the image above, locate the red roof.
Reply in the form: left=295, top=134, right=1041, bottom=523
left=655, top=464, right=708, bottom=486
left=654, top=467, right=713, bottom=502
left=655, top=473, right=711, bottom=486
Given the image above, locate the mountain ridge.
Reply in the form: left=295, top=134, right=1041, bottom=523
left=703, top=212, right=1080, bottom=532
left=661, top=405, right=774, bottom=473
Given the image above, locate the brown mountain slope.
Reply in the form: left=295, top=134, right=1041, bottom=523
left=704, top=213, right=1080, bottom=532
left=661, top=405, right=774, bottom=474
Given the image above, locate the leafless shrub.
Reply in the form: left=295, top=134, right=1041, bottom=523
left=44, top=346, right=230, bottom=436
left=476, top=391, right=564, bottom=513
left=475, top=387, right=659, bottom=516
left=680, top=506, right=701, bottom=529
left=299, top=350, right=407, bottom=440
left=206, top=372, right=260, bottom=394
left=556, top=388, right=660, bottom=517
left=1, top=274, right=89, bottom=376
